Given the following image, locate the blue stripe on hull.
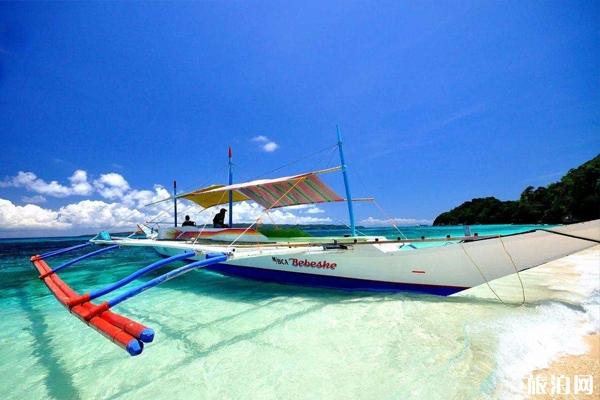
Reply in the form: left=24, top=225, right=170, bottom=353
left=203, top=263, right=468, bottom=296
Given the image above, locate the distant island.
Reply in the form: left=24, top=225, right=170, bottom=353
left=433, top=154, right=600, bottom=226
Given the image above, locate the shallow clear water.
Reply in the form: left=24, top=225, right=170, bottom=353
left=1, top=225, right=597, bottom=399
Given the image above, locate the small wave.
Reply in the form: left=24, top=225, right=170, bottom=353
left=491, top=247, right=599, bottom=399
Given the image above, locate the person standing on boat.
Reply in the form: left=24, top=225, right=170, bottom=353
left=182, top=215, right=196, bottom=227
left=213, top=208, right=228, bottom=228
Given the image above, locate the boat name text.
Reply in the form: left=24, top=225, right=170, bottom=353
left=271, top=257, right=337, bottom=270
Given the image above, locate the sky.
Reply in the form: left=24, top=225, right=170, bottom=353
left=0, top=1, right=598, bottom=237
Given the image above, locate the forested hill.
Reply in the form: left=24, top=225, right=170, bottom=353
left=433, top=154, right=600, bottom=226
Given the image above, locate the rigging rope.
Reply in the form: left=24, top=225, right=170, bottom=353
left=499, top=236, right=526, bottom=305
left=459, top=243, right=506, bottom=304
left=243, top=144, right=339, bottom=181
left=372, top=199, right=408, bottom=239
left=538, top=229, right=600, bottom=244
left=227, top=176, right=309, bottom=247
left=329, top=218, right=368, bottom=237
left=181, top=144, right=341, bottom=245
left=351, top=159, right=408, bottom=239
left=88, top=197, right=175, bottom=238
left=191, top=189, right=229, bottom=245
left=460, top=237, right=526, bottom=305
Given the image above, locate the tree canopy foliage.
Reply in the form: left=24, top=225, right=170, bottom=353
left=433, top=154, right=600, bottom=225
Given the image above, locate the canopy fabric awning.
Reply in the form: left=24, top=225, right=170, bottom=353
left=179, top=167, right=344, bottom=209
left=179, top=184, right=250, bottom=208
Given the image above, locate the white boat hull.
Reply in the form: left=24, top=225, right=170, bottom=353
left=131, top=220, right=600, bottom=295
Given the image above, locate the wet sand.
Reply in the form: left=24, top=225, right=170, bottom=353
left=520, top=246, right=599, bottom=399
left=524, top=333, right=599, bottom=399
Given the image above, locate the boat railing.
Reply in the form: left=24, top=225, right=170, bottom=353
left=184, top=234, right=501, bottom=249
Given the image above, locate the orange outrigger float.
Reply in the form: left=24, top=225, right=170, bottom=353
left=30, top=242, right=226, bottom=356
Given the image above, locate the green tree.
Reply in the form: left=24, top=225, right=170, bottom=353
left=433, top=154, right=600, bottom=225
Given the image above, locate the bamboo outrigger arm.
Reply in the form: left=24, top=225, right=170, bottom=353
left=30, top=242, right=227, bottom=356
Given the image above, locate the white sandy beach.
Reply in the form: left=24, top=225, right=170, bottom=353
left=521, top=246, right=600, bottom=399
left=458, top=245, right=599, bottom=398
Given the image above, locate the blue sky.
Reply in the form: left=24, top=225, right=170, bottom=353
left=0, top=1, right=598, bottom=236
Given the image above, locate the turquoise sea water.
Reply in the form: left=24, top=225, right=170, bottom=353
left=1, top=225, right=598, bottom=399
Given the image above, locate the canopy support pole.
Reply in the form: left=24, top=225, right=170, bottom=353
left=173, top=180, right=178, bottom=227
left=337, top=125, right=356, bottom=236
left=228, top=146, right=233, bottom=227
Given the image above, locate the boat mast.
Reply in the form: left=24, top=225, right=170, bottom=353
left=173, top=180, right=178, bottom=227
left=228, top=146, right=233, bottom=227
left=336, top=125, right=356, bottom=236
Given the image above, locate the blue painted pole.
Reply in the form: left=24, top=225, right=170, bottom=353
left=40, top=242, right=92, bottom=260
left=337, top=125, right=356, bottom=237
left=47, top=244, right=119, bottom=275
left=88, top=251, right=196, bottom=300
left=107, top=254, right=227, bottom=308
left=228, top=146, right=233, bottom=227
left=173, top=180, right=178, bottom=227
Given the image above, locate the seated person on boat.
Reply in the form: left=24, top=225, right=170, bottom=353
left=181, top=215, right=196, bottom=227
left=213, top=208, right=228, bottom=228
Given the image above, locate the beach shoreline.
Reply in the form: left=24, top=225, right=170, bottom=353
left=518, top=246, right=600, bottom=399
left=524, top=333, right=599, bottom=399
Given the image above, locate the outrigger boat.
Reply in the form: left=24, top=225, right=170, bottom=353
left=30, top=129, right=600, bottom=356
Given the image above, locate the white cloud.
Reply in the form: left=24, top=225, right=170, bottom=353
left=0, top=169, right=168, bottom=235
left=181, top=202, right=331, bottom=226
left=93, top=173, right=131, bottom=200
left=251, top=135, right=279, bottom=152
left=0, top=197, right=158, bottom=234
left=231, top=202, right=330, bottom=224
left=0, top=199, right=69, bottom=229
left=0, top=171, right=70, bottom=197
left=21, top=195, right=46, bottom=204
left=0, top=165, right=339, bottom=236
left=0, top=169, right=93, bottom=197
left=360, top=216, right=432, bottom=226
left=0, top=197, right=331, bottom=236
left=0, top=168, right=159, bottom=206
left=57, top=200, right=146, bottom=229
left=279, top=204, right=324, bottom=214
left=283, top=204, right=312, bottom=210
left=262, top=142, right=279, bottom=152
left=121, top=186, right=171, bottom=209
left=69, top=170, right=94, bottom=195
left=96, top=173, right=129, bottom=189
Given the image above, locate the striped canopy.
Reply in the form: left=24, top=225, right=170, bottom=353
left=180, top=184, right=250, bottom=209
left=186, top=167, right=344, bottom=209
